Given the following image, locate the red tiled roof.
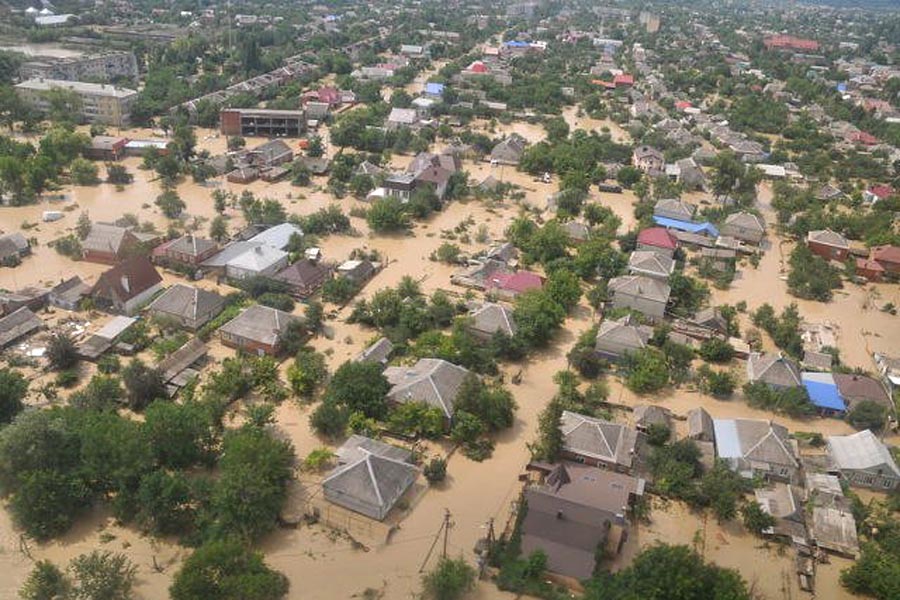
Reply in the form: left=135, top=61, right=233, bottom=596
left=637, top=227, right=678, bottom=250
left=764, top=35, right=819, bottom=51
left=487, top=271, right=543, bottom=293
left=850, top=131, right=878, bottom=146
left=868, top=185, right=894, bottom=200
left=469, top=61, right=489, bottom=73
left=613, top=73, right=634, bottom=86
left=872, top=245, right=900, bottom=264
left=855, top=257, right=884, bottom=272
left=675, top=101, right=692, bottom=110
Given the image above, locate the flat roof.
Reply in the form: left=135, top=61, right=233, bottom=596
left=15, top=78, right=137, bottom=98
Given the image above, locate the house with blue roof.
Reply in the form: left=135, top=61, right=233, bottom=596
left=801, top=372, right=847, bottom=416
left=424, top=82, right=445, bottom=98
left=652, top=216, right=720, bottom=238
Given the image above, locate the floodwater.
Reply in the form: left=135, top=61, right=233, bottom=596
left=0, top=123, right=888, bottom=600
left=0, top=43, right=84, bottom=58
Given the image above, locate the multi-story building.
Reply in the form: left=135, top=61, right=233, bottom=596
left=219, top=108, right=306, bottom=137
left=20, top=52, right=139, bottom=83
left=15, top=79, right=138, bottom=126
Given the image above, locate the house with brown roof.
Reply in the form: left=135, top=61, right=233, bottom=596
left=520, top=462, right=645, bottom=580
left=747, top=352, right=802, bottom=389
left=608, top=275, right=671, bottom=319
left=218, top=304, right=301, bottom=356
left=147, top=284, right=226, bottom=330
left=559, top=410, right=643, bottom=473
left=90, top=256, right=163, bottom=315
left=807, top=229, right=850, bottom=261
left=832, top=374, right=891, bottom=411
left=466, top=302, right=517, bottom=340
left=159, top=234, right=219, bottom=266
left=82, top=223, right=145, bottom=264
left=636, top=227, right=678, bottom=257
left=272, top=260, right=332, bottom=298
left=384, top=359, right=471, bottom=426
left=871, top=245, right=900, bottom=276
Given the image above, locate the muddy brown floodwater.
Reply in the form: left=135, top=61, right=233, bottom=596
left=0, top=126, right=885, bottom=600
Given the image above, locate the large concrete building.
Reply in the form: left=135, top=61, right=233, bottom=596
left=15, top=79, right=138, bottom=125
left=219, top=108, right=306, bottom=137
left=20, top=52, right=138, bottom=83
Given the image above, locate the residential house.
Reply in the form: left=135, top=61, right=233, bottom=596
left=158, top=234, right=219, bottom=266
left=0, top=233, right=30, bottom=265
left=871, top=245, right=900, bottom=276
left=632, top=145, right=664, bottom=174
left=816, top=184, right=845, bottom=202
left=407, top=152, right=460, bottom=200
left=386, top=107, right=419, bottom=131
left=520, top=463, right=645, bottom=580
left=82, top=223, right=144, bottom=264
left=690, top=307, right=730, bottom=335
left=218, top=304, right=300, bottom=356
left=225, top=245, right=289, bottom=281
left=721, top=212, right=766, bottom=245
left=801, top=372, right=847, bottom=416
left=384, top=359, right=471, bottom=426
left=322, top=435, right=419, bottom=521
left=147, top=284, right=226, bottom=330
left=158, top=337, right=209, bottom=394
left=559, top=410, right=643, bottom=473
left=90, top=256, right=163, bottom=315
left=49, top=276, right=90, bottom=310
left=632, top=404, right=672, bottom=434
left=337, top=259, right=379, bottom=284
left=383, top=173, right=417, bottom=201
left=747, top=352, right=802, bottom=389
left=467, top=302, right=516, bottom=340
left=833, top=374, right=891, bottom=412
left=712, top=418, right=800, bottom=482
left=687, top=407, right=715, bottom=442
left=354, top=337, right=394, bottom=366
left=855, top=257, right=885, bottom=282
left=490, top=134, right=527, bottom=165
left=652, top=216, right=719, bottom=238
left=485, top=270, right=544, bottom=300
left=272, top=260, right=332, bottom=298
left=607, top=275, right=671, bottom=319
left=627, top=250, right=674, bottom=280
left=0, top=307, right=42, bottom=348
left=636, top=227, right=678, bottom=257
left=807, top=229, right=850, bottom=261
left=754, top=483, right=808, bottom=543
left=653, top=198, right=696, bottom=222
left=247, top=223, right=304, bottom=251
left=594, top=316, right=652, bottom=361
left=863, top=185, right=894, bottom=204
left=826, top=430, right=900, bottom=491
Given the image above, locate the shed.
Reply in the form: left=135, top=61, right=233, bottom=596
left=0, top=307, right=42, bottom=348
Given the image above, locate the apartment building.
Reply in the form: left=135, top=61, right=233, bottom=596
left=219, top=108, right=306, bottom=137
left=20, top=52, right=138, bottom=83
left=15, top=79, right=138, bottom=126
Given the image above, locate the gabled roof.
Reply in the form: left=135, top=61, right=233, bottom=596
left=355, top=337, right=394, bottom=364
left=832, top=374, right=890, bottom=406
left=871, top=245, right=900, bottom=264
left=201, top=242, right=263, bottom=267
left=595, top=317, right=651, bottom=354
left=0, top=307, right=41, bottom=347
left=469, top=302, right=517, bottom=336
left=273, top=260, right=331, bottom=289
left=226, top=244, right=288, bottom=272
left=608, top=275, right=671, bottom=303
left=91, top=256, right=162, bottom=303
left=691, top=307, right=728, bottom=333
left=723, top=211, right=765, bottom=233
left=82, top=223, right=135, bottom=255
left=653, top=198, right=696, bottom=220
left=633, top=145, right=663, bottom=161
left=637, top=227, right=678, bottom=250
left=165, top=234, right=217, bottom=258
left=628, top=250, right=674, bottom=277
left=323, top=435, right=418, bottom=521
left=384, top=358, right=471, bottom=419
left=712, top=418, right=799, bottom=468
left=158, top=337, right=208, bottom=383
left=486, top=270, right=543, bottom=294
left=747, top=352, right=802, bottom=387
left=807, top=229, right=849, bottom=249
left=560, top=410, right=640, bottom=469
left=148, top=284, right=226, bottom=323
left=687, top=407, right=714, bottom=441
left=827, top=430, right=900, bottom=477
left=218, top=304, right=299, bottom=347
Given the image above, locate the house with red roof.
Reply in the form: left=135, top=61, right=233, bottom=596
left=764, top=35, right=819, bottom=52
left=468, top=61, right=489, bottom=74
left=636, top=227, right=678, bottom=257
left=675, top=101, right=693, bottom=111
left=486, top=270, right=543, bottom=299
left=613, top=73, right=634, bottom=87
left=871, top=245, right=900, bottom=276
left=863, top=185, right=894, bottom=204
left=855, top=258, right=884, bottom=282
left=848, top=131, right=878, bottom=146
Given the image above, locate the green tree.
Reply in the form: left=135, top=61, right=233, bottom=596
left=422, top=557, right=476, bottom=600
left=70, top=158, right=100, bottom=185
left=170, top=539, right=288, bottom=600
left=324, top=361, right=391, bottom=419
left=68, top=551, right=136, bottom=600
left=0, top=367, right=27, bottom=424
left=156, top=189, right=186, bottom=219
left=544, top=268, right=582, bottom=312
left=144, top=400, right=215, bottom=469
left=287, top=348, right=328, bottom=398
left=209, top=215, right=229, bottom=242
left=741, top=501, right=775, bottom=535
left=366, top=196, right=409, bottom=232
left=121, top=359, right=167, bottom=411
left=513, top=289, right=566, bottom=347
left=19, top=560, right=70, bottom=600
left=847, top=400, right=888, bottom=431
left=310, top=401, right=348, bottom=438
left=624, top=349, right=670, bottom=394
left=105, top=164, right=133, bottom=185
left=135, top=470, right=195, bottom=536
left=46, top=333, right=79, bottom=371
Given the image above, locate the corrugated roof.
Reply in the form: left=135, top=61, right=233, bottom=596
left=801, top=372, right=846, bottom=411
left=652, top=216, right=720, bottom=237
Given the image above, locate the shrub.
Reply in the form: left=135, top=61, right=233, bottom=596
left=423, top=457, right=447, bottom=484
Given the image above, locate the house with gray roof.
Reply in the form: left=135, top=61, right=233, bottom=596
left=148, top=284, right=226, bottom=330
left=608, top=275, right=671, bottom=319
left=559, top=410, right=643, bottom=473
left=248, top=223, right=304, bottom=251
left=218, top=304, right=300, bottom=356
left=49, top=276, right=90, bottom=310
left=633, top=404, right=672, bottom=435
left=160, top=234, right=219, bottom=266
left=826, top=429, right=900, bottom=491
left=467, top=302, right=517, bottom=340
left=225, top=244, right=289, bottom=281
left=754, top=482, right=808, bottom=543
left=384, top=359, right=471, bottom=424
left=0, top=307, right=42, bottom=348
left=687, top=407, right=714, bottom=442
left=747, top=352, right=802, bottom=389
left=627, top=250, right=675, bottom=280
left=354, top=337, right=394, bottom=366
left=386, top=107, right=419, bottom=130
left=721, top=211, right=766, bottom=245
left=490, top=134, right=527, bottom=165
left=653, top=198, right=696, bottom=222
left=594, top=316, right=652, bottom=361
left=712, top=418, right=800, bottom=482
left=322, top=435, right=418, bottom=521
left=82, top=223, right=143, bottom=264
left=0, top=232, right=30, bottom=264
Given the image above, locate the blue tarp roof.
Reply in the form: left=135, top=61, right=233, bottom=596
left=425, top=82, right=445, bottom=95
left=505, top=40, right=530, bottom=47
left=652, top=216, right=720, bottom=237
left=802, top=372, right=846, bottom=412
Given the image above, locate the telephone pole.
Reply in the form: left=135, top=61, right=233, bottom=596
left=419, top=509, right=452, bottom=572
left=442, top=508, right=451, bottom=559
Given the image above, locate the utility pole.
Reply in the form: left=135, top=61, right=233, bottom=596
left=419, top=509, right=452, bottom=572
left=442, top=508, right=452, bottom=559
